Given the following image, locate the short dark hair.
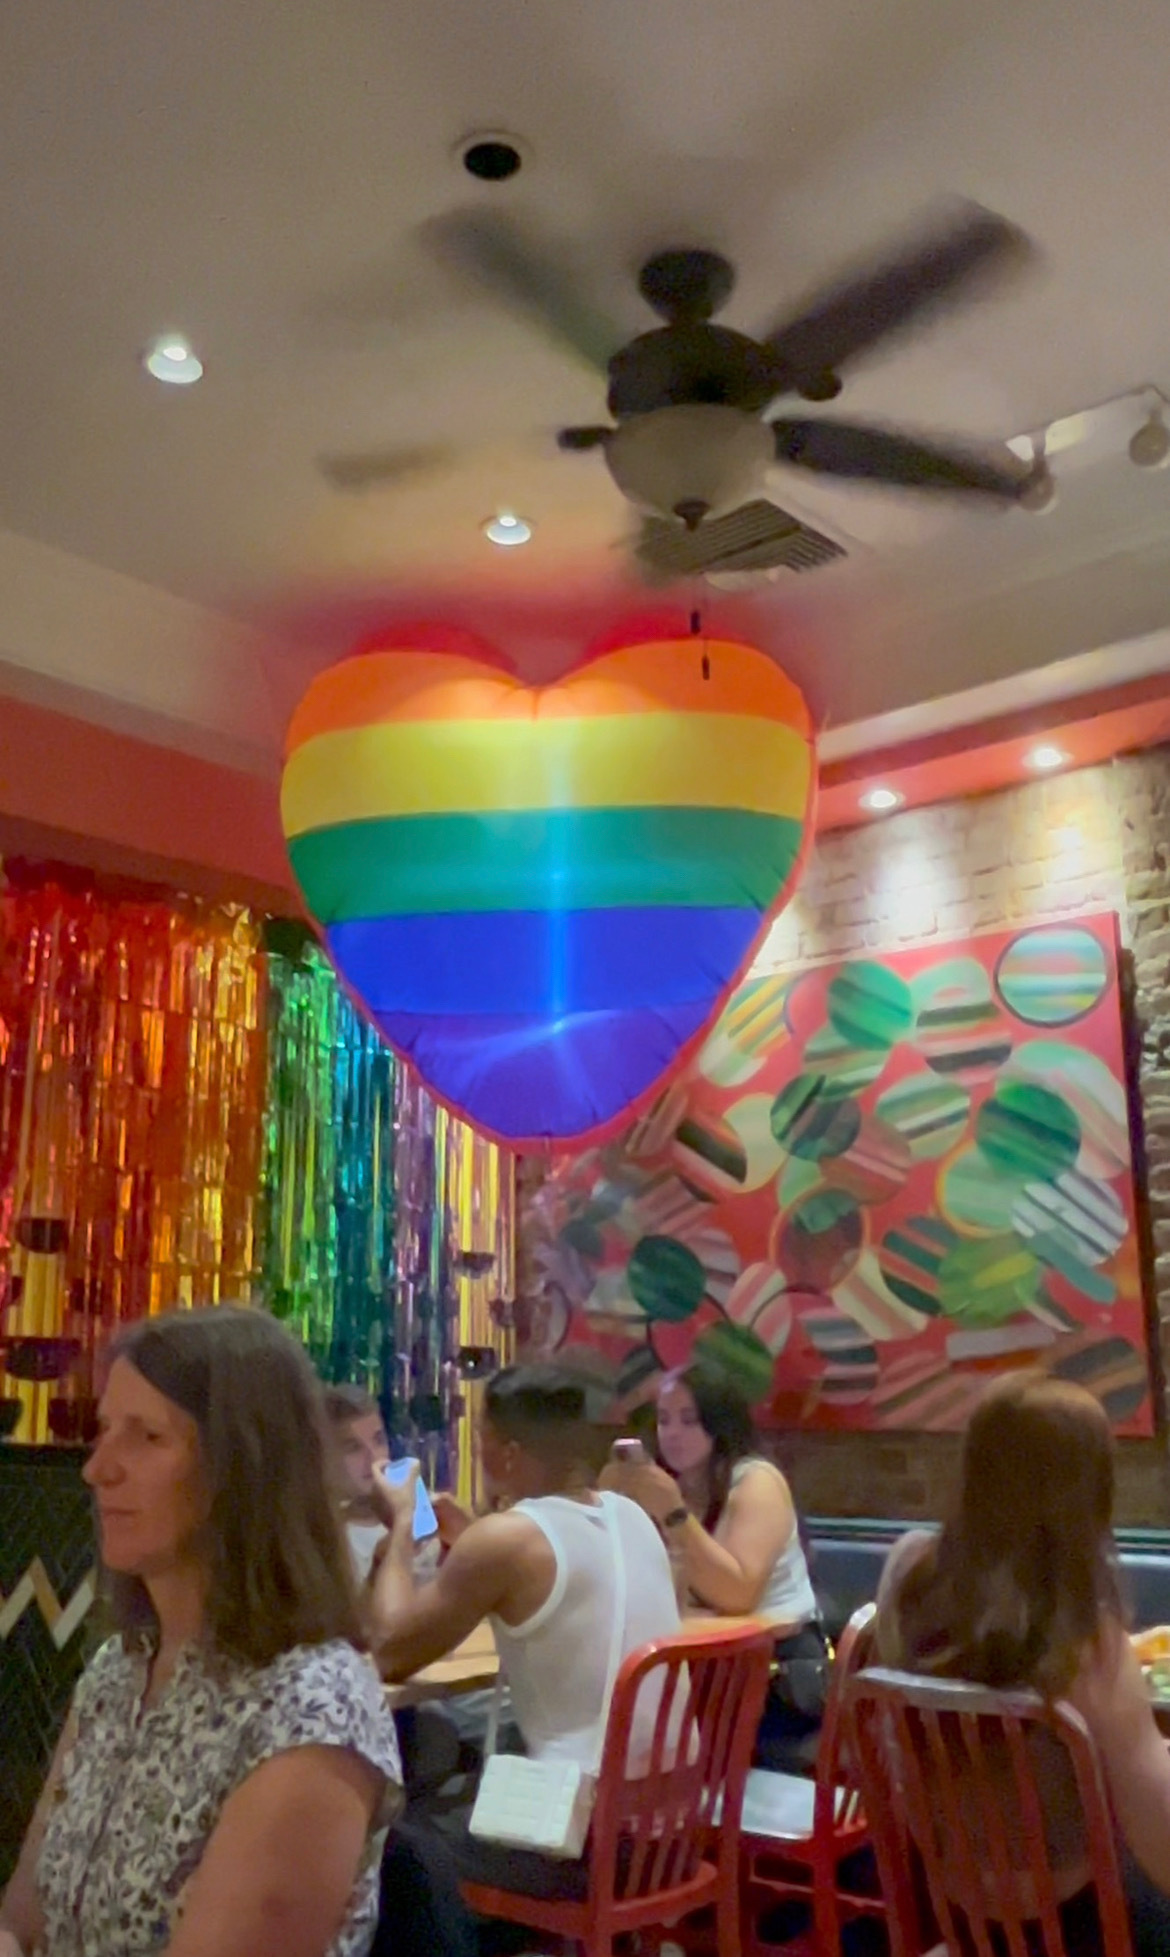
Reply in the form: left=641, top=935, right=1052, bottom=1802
left=483, top=1364, right=588, bottom=1462
left=105, top=1307, right=364, bottom=1666
left=323, top=1383, right=381, bottom=1427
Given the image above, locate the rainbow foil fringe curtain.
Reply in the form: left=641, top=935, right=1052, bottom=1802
left=0, top=883, right=513, bottom=1483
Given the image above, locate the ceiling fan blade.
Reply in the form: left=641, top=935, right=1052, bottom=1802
left=761, top=205, right=1030, bottom=392
left=771, top=417, right=1027, bottom=497
left=557, top=425, right=613, bottom=451
left=420, top=211, right=624, bottom=377
left=317, top=443, right=454, bottom=493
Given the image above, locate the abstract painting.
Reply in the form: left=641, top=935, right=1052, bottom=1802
left=526, top=914, right=1153, bottom=1434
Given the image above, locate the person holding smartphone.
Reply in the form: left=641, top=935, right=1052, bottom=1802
left=323, top=1387, right=445, bottom=1586
left=602, top=1365, right=827, bottom=1773
left=324, top=1386, right=474, bottom=1805
left=368, top=1365, right=680, bottom=1902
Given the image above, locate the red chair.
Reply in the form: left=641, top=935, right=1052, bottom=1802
left=462, top=1621, right=773, bottom=1957
left=844, top=1666, right=1134, bottom=1957
left=740, top=1604, right=882, bottom=1957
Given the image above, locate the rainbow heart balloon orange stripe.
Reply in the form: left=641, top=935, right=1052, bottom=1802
left=281, top=634, right=815, bottom=1147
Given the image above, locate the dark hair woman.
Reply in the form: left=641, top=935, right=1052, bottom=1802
left=877, top=1371, right=1170, bottom=1957
left=603, top=1364, right=826, bottom=1770
left=0, top=1307, right=402, bottom=1957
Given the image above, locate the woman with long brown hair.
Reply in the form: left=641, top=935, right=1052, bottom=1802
left=878, top=1371, right=1170, bottom=1956
left=0, top=1307, right=402, bottom=1957
left=604, top=1365, right=826, bottom=1770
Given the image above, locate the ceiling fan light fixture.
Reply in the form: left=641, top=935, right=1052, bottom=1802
left=604, top=404, right=773, bottom=525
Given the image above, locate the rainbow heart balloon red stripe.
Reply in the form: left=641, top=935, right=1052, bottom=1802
left=281, top=634, right=815, bottom=1147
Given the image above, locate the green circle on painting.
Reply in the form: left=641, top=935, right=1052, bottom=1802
left=1004, top=1040, right=1128, bottom=1179
left=937, top=1233, right=1041, bottom=1326
left=976, top=1079, right=1080, bottom=1181
left=995, top=926, right=1109, bottom=1027
left=827, top=962, right=914, bottom=1051
left=770, top=1076, right=861, bottom=1160
left=876, top=1074, right=970, bottom=1160
left=876, top=1215, right=957, bottom=1314
left=939, top=1148, right=1025, bottom=1234
left=693, top=1320, right=775, bottom=1404
left=626, top=1235, right=706, bottom=1322
left=803, top=1023, right=888, bottom=1099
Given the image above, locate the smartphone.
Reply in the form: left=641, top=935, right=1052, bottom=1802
left=611, top=1437, right=647, bottom=1464
left=383, top=1457, right=440, bottom=1541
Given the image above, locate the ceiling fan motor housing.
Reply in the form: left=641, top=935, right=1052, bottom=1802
left=603, top=403, right=776, bottom=525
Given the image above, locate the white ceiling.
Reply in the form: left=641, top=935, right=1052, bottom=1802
left=3, top=0, right=1170, bottom=770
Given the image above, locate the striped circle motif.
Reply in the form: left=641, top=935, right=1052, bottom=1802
left=626, top=1236, right=706, bottom=1322
left=693, top=1320, right=776, bottom=1403
left=995, top=926, right=1110, bottom=1027
left=975, top=1080, right=1081, bottom=1182
left=826, top=962, right=914, bottom=1051
left=770, top=1076, right=861, bottom=1160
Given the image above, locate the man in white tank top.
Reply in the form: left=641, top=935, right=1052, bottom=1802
left=370, top=1366, right=680, bottom=1900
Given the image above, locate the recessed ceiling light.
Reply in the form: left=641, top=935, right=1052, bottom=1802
left=144, top=336, right=203, bottom=386
left=482, top=511, right=532, bottom=547
left=1025, top=744, right=1068, bottom=772
left=860, top=786, right=903, bottom=814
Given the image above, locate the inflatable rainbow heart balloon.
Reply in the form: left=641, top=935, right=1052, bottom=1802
left=281, top=633, right=814, bottom=1148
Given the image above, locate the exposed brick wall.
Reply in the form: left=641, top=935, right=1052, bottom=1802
left=516, top=748, right=1170, bottom=1526
left=759, top=749, right=1170, bottom=1525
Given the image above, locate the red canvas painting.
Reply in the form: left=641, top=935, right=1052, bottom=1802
left=527, top=914, right=1153, bottom=1434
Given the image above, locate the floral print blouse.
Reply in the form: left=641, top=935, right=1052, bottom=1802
left=38, top=1634, right=402, bottom=1957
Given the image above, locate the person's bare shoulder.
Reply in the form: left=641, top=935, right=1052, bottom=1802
left=456, top=1508, right=559, bottom=1624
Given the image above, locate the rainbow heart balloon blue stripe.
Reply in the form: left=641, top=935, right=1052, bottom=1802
left=281, top=635, right=815, bottom=1147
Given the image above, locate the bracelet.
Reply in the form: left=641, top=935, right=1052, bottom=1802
left=662, top=1506, right=690, bottom=1529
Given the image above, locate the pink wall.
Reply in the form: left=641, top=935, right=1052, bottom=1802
left=0, top=695, right=299, bottom=909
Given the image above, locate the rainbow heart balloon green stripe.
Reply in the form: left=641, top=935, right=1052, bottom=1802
left=281, top=635, right=815, bottom=1147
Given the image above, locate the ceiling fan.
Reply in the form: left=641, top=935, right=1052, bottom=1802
left=320, top=202, right=1032, bottom=539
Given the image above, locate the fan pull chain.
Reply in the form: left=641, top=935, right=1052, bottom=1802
left=689, top=608, right=711, bottom=679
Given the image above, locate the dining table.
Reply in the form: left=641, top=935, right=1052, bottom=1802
left=384, top=1610, right=771, bottom=1709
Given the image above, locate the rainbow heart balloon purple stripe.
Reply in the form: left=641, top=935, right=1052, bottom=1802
left=281, top=635, right=815, bottom=1147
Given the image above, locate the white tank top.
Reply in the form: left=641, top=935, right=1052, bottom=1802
left=726, top=1458, right=818, bottom=1628
left=490, top=1491, right=680, bottom=1766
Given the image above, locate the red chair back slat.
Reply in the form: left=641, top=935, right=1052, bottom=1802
left=844, top=1668, right=1134, bottom=1957
left=590, top=1621, right=773, bottom=1905
left=813, top=1601, right=876, bottom=1835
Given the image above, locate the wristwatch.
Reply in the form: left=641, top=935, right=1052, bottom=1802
left=662, top=1505, right=690, bottom=1529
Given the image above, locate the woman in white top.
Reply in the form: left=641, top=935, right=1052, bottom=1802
left=603, top=1366, right=826, bottom=1771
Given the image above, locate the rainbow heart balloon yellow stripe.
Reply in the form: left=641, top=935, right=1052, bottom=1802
left=281, top=633, right=815, bottom=1147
